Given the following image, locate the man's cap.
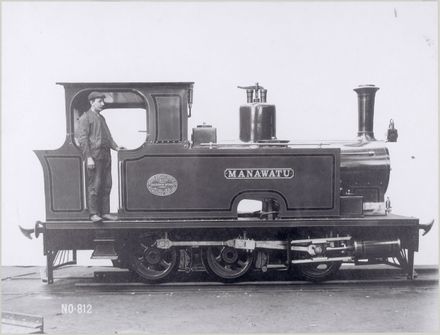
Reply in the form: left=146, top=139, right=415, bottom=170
left=88, top=91, right=106, bottom=101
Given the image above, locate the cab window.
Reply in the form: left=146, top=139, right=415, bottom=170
left=72, top=90, right=147, bottom=149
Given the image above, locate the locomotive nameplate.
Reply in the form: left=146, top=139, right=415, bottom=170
left=224, top=168, right=294, bottom=179
left=147, top=174, right=178, bottom=196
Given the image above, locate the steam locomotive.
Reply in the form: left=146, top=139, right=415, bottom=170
left=23, top=82, right=433, bottom=283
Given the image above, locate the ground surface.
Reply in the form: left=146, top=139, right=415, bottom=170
left=1, top=265, right=438, bottom=334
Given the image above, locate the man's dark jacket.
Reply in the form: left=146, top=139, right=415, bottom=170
left=77, top=109, right=118, bottom=159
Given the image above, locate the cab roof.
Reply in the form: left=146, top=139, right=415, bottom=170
left=56, top=82, right=194, bottom=88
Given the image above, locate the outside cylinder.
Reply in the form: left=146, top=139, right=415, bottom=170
left=239, top=103, right=276, bottom=142
left=354, top=239, right=401, bottom=258
left=354, top=85, right=379, bottom=141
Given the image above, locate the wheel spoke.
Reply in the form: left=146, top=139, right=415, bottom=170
left=160, top=259, right=170, bottom=269
left=237, top=260, right=246, bottom=268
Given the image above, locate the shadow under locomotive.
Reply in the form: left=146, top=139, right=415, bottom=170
left=22, top=82, right=433, bottom=284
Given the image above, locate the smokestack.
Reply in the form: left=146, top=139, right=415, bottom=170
left=354, top=85, right=379, bottom=141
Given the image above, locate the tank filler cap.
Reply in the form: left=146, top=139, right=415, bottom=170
left=238, top=83, right=268, bottom=103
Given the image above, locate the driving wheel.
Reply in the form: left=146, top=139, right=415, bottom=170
left=128, top=235, right=178, bottom=282
left=203, top=246, right=254, bottom=282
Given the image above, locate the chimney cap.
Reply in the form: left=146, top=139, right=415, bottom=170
left=354, top=85, right=380, bottom=93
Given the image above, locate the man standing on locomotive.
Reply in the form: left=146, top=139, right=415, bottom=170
left=78, top=92, right=124, bottom=222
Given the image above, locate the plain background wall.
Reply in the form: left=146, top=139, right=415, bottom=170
left=1, top=1, right=438, bottom=266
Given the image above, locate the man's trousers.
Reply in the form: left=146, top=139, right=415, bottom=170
left=87, top=153, right=112, bottom=216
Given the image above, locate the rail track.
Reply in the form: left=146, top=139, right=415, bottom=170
left=3, top=265, right=437, bottom=294
left=69, top=265, right=438, bottom=292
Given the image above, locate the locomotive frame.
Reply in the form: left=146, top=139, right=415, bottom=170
left=28, top=82, right=432, bottom=284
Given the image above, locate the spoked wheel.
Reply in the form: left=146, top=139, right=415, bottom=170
left=128, top=235, right=178, bottom=283
left=295, top=261, right=341, bottom=282
left=292, top=230, right=343, bottom=282
left=203, top=246, right=254, bottom=282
